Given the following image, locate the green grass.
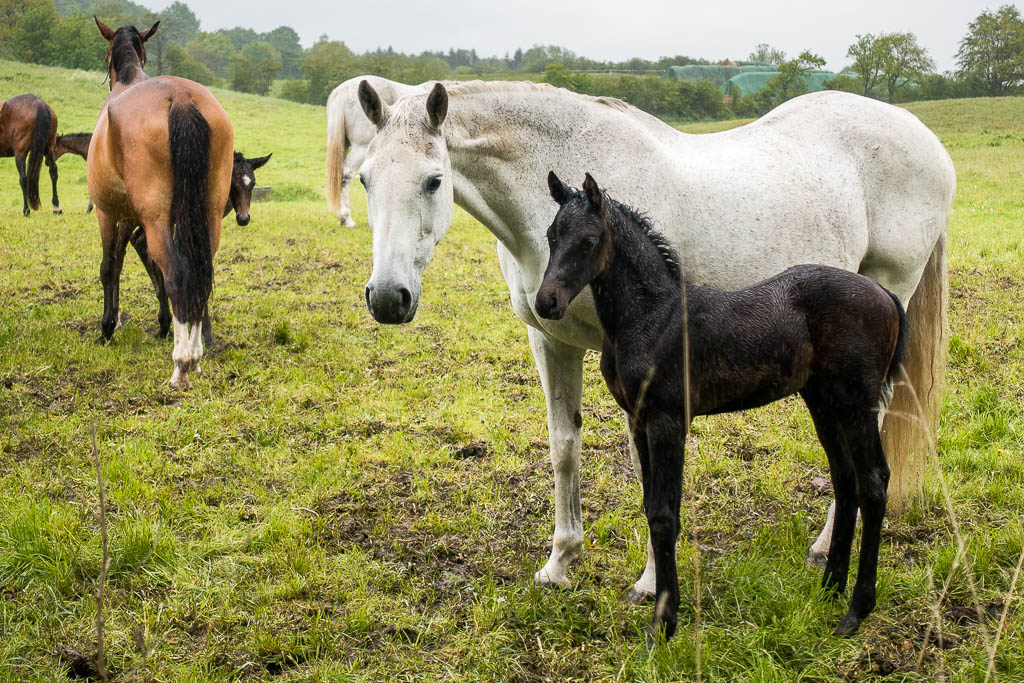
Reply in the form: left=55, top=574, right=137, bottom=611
left=1, top=59, right=1022, bottom=680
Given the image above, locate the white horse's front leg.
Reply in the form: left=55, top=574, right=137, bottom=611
left=627, top=426, right=658, bottom=601
left=528, top=326, right=585, bottom=587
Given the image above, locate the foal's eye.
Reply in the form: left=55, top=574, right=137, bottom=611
left=359, top=175, right=367, bottom=187
left=425, top=175, right=442, bottom=193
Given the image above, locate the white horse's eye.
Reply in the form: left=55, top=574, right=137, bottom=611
left=425, top=175, right=442, bottom=193
left=359, top=174, right=367, bottom=187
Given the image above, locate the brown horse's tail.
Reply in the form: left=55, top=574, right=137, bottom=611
left=882, top=234, right=947, bottom=508
left=26, top=102, right=51, bottom=210
left=325, top=98, right=345, bottom=214
left=168, top=101, right=213, bottom=325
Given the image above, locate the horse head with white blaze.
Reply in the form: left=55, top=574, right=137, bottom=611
left=357, top=80, right=453, bottom=324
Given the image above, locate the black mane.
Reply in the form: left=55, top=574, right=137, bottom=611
left=605, top=195, right=682, bottom=283
left=110, top=26, right=145, bottom=84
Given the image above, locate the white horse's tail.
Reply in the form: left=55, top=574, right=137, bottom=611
left=882, top=233, right=947, bottom=508
left=326, top=99, right=346, bottom=214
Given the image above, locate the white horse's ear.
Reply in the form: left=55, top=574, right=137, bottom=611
left=95, top=16, right=116, bottom=41
left=583, top=173, right=602, bottom=209
left=139, top=21, right=159, bottom=42
left=358, top=80, right=388, bottom=129
left=548, top=171, right=567, bottom=204
left=426, top=82, right=448, bottom=129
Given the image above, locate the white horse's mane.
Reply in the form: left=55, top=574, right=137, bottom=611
left=443, top=80, right=633, bottom=112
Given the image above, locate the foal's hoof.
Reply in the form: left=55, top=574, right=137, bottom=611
left=834, top=613, right=862, bottom=637
left=23, top=208, right=30, bottom=217
left=95, top=334, right=111, bottom=346
left=807, top=549, right=828, bottom=567
left=52, top=207, right=62, bottom=215
left=628, top=587, right=655, bottom=604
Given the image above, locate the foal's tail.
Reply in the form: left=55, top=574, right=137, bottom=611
left=325, top=94, right=346, bottom=214
left=881, top=287, right=910, bottom=405
left=26, top=102, right=51, bottom=210
left=168, top=101, right=213, bottom=325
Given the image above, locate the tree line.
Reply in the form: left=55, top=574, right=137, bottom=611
left=2, top=0, right=1023, bottom=121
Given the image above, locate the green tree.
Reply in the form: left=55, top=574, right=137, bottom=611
left=263, top=26, right=302, bottom=78
left=165, top=42, right=216, bottom=85
left=748, top=43, right=786, bottom=64
left=11, top=3, right=58, bottom=64
left=48, top=12, right=108, bottom=69
left=847, top=33, right=886, bottom=96
left=300, top=39, right=358, bottom=104
left=188, top=31, right=236, bottom=79
left=757, top=50, right=825, bottom=113
left=0, top=0, right=53, bottom=60
left=956, top=4, right=1024, bottom=96
left=877, top=33, right=933, bottom=103
left=232, top=42, right=281, bottom=95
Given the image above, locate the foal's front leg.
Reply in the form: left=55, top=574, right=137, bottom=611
left=130, top=227, right=171, bottom=338
left=46, top=151, right=60, bottom=214
left=528, top=326, right=586, bottom=587
left=642, top=409, right=685, bottom=645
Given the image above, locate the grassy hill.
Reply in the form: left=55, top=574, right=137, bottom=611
left=1, top=59, right=1022, bottom=680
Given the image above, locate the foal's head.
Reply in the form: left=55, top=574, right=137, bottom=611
left=536, top=172, right=611, bottom=320
left=94, top=18, right=159, bottom=88
left=229, top=151, right=272, bottom=226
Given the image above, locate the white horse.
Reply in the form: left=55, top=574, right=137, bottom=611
left=355, top=81, right=955, bottom=601
left=325, top=75, right=431, bottom=226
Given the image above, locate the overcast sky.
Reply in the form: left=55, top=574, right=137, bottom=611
left=160, top=0, right=1003, bottom=74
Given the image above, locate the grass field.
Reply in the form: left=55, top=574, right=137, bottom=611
left=1, top=60, right=1022, bottom=681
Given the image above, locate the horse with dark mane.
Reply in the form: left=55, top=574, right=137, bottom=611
left=0, top=94, right=60, bottom=216
left=88, top=18, right=233, bottom=389
left=128, top=150, right=270, bottom=344
left=536, top=173, right=908, bottom=644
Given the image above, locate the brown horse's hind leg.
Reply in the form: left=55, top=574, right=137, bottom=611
left=15, top=154, right=29, bottom=216
left=97, top=211, right=132, bottom=342
left=45, top=151, right=60, bottom=214
left=130, top=227, right=171, bottom=338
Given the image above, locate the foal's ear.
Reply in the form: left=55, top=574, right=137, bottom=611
left=358, top=80, right=387, bottom=129
left=249, top=153, right=272, bottom=169
left=583, top=173, right=602, bottom=210
left=139, top=21, right=160, bottom=43
left=548, top=171, right=568, bottom=205
left=426, top=82, right=448, bottom=129
left=94, top=16, right=116, bottom=41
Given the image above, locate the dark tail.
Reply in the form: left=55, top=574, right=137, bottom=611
left=881, top=286, right=910, bottom=401
left=27, top=103, right=51, bottom=210
left=168, top=102, right=213, bottom=324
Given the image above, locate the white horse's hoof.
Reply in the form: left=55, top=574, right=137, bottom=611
left=534, top=566, right=570, bottom=589
left=807, top=549, right=828, bottom=567
left=344, top=218, right=357, bottom=228
left=628, top=587, right=655, bottom=604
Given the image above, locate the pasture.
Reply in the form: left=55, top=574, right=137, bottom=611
left=0, top=59, right=1022, bottom=680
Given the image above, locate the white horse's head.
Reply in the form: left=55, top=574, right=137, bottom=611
left=357, top=80, right=454, bottom=324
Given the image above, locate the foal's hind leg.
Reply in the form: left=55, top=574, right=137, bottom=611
left=803, top=391, right=860, bottom=597
left=16, top=154, right=29, bottom=216
left=836, top=421, right=890, bottom=636
left=98, top=211, right=132, bottom=341
left=46, top=151, right=60, bottom=214
left=129, top=227, right=171, bottom=338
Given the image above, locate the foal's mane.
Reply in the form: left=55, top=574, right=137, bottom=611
left=605, top=196, right=682, bottom=282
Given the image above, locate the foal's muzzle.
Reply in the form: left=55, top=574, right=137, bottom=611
left=535, top=285, right=567, bottom=320
left=365, top=283, right=416, bottom=324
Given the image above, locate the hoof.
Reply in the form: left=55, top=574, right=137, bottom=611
left=807, top=549, right=828, bottom=567
left=644, top=626, right=657, bottom=652
left=834, top=613, right=861, bottom=637
left=344, top=219, right=357, bottom=228
left=52, top=207, right=62, bottom=215
left=95, top=335, right=110, bottom=346
left=533, top=567, right=570, bottom=590
left=23, top=208, right=30, bottom=217
left=169, top=375, right=191, bottom=391
left=628, top=587, right=655, bottom=604
left=156, top=329, right=169, bottom=339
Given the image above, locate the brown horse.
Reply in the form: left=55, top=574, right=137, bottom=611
left=88, top=19, right=233, bottom=389
left=0, top=94, right=60, bottom=216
